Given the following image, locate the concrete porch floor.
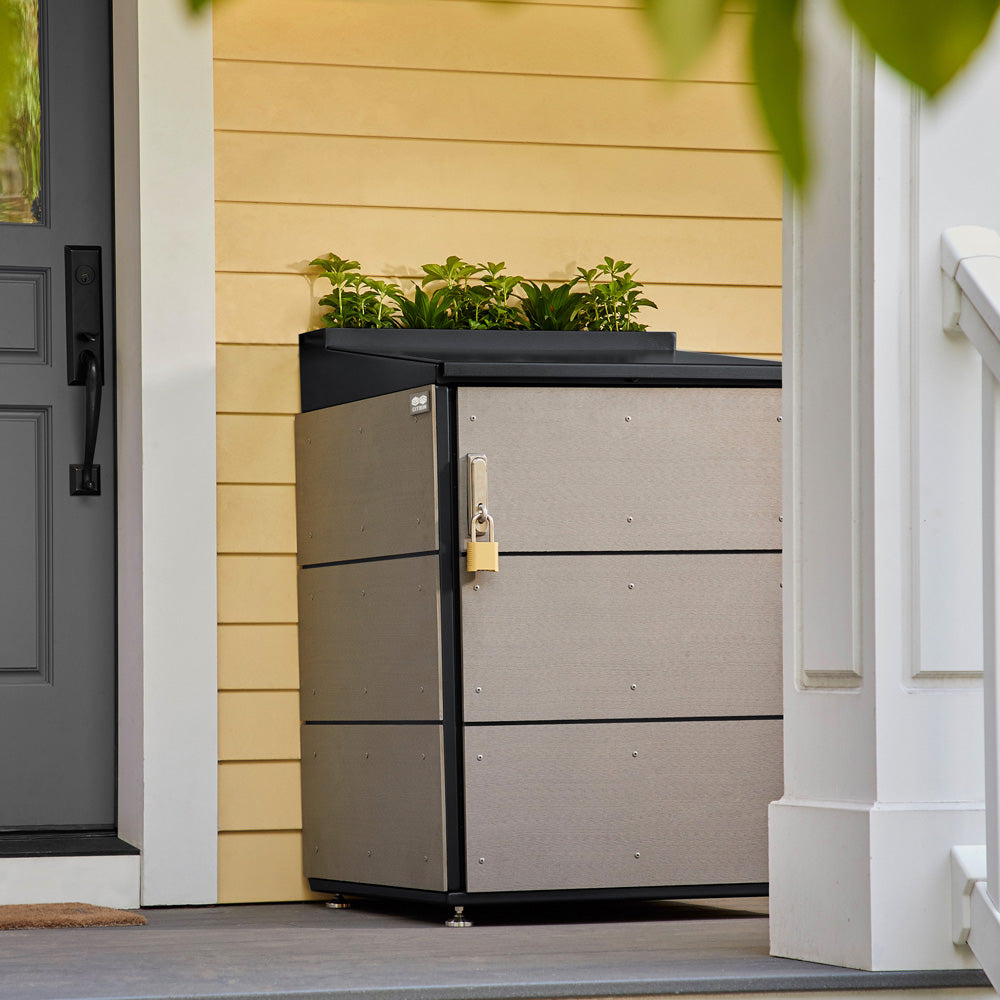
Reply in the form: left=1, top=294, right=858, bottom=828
left=0, top=896, right=991, bottom=1000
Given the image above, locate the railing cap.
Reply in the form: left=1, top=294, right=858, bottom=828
left=942, top=226, right=1000, bottom=278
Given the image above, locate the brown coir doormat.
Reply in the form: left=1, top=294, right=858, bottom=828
left=0, top=903, right=146, bottom=929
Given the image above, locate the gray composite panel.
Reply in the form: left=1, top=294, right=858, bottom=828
left=301, top=724, right=448, bottom=891
left=295, top=386, right=439, bottom=566
left=461, top=552, right=781, bottom=721
left=456, top=386, right=782, bottom=552
left=463, top=720, right=782, bottom=893
left=298, top=554, right=443, bottom=722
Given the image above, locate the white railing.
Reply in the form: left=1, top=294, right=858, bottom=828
left=943, top=226, right=1000, bottom=987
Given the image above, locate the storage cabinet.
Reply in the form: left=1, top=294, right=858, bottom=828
left=295, top=329, right=782, bottom=912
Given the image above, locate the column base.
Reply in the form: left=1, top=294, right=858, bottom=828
left=769, top=798, right=984, bottom=970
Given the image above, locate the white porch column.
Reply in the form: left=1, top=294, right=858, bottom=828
left=769, top=1, right=1000, bottom=971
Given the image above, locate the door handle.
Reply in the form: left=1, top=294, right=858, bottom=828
left=66, top=246, right=104, bottom=496
left=70, top=350, right=102, bottom=495
left=467, top=454, right=489, bottom=538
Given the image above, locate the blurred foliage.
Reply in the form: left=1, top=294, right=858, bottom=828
left=642, top=0, right=1000, bottom=186
left=5, top=0, right=996, bottom=192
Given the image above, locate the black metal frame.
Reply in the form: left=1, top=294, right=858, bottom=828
left=299, top=329, right=780, bottom=412
left=307, top=877, right=768, bottom=907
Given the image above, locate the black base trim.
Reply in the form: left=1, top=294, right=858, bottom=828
left=0, top=833, right=139, bottom=858
left=308, top=878, right=768, bottom=908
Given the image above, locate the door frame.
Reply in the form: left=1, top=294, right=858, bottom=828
left=0, top=0, right=218, bottom=907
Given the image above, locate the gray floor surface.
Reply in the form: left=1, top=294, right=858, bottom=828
left=0, top=897, right=990, bottom=1000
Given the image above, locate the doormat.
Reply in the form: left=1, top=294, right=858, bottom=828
left=0, top=903, right=146, bottom=929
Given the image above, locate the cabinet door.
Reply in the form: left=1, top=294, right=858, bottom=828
left=299, top=555, right=443, bottom=722
left=456, top=386, right=781, bottom=552
left=463, top=720, right=782, bottom=892
left=302, top=724, right=447, bottom=891
left=462, top=552, right=780, bottom=721
left=296, top=385, right=439, bottom=566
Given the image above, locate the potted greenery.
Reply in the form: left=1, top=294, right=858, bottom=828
left=309, top=253, right=657, bottom=332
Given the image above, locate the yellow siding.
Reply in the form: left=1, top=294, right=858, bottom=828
left=218, top=485, right=297, bottom=554
left=217, top=415, right=296, bottom=483
left=219, top=624, right=300, bottom=690
left=217, top=555, right=298, bottom=623
left=219, top=691, right=301, bottom=761
left=219, top=761, right=302, bottom=831
left=214, top=0, right=781, bottom=903
left=218, top=832, right=324, bottom=903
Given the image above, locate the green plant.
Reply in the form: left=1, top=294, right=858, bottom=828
left=517, top=279, right=586, bottom=331
left=310, top=252, right=657, bottom=331
left=395, top=285, right=455, bottom=329
left=311, top=254, right=404, bottom=328
left=576, top=258, right=657, bottom=332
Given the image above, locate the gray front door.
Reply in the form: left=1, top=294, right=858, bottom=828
left=0, top=0, right=116, bottom=830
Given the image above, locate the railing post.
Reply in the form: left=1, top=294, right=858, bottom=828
left=984, top=364, right=1000, bottom=910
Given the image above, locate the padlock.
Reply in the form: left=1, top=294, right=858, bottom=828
left=467, top=512, right=499, bottom=573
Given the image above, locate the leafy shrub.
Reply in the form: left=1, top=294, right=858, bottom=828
left=311, top=253, right=657, bottom=331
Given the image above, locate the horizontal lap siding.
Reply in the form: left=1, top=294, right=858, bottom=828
left=214, top=0, right=781, bottom=903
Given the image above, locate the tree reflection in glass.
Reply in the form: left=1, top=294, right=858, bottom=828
left=1, top=0, right=41, bottom=225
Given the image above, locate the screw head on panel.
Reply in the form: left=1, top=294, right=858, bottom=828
left=475, top=687, right=482, bottom=694
left=473, top=584, right=480, bottom=591
left=476, top=754, right=483, bottom=761
left=625, top=416, right=631, bottom=422
left=632, top=751, right=638, bottom=758
left=626, top=517, right=633, bottom=524
left=469, top=415, right=476, bottom=421
left=635, top=852, right=641, bottom=859
left=479, top=858, right=485, bottom=865
left=627, top=583, right=635, bottom=590
left=777, top=416, right=782, bottom=422
left=630, top=684, right=637, bottom=691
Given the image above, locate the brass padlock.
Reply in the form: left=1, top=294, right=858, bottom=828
left=467, top=510, right=499, bottom=573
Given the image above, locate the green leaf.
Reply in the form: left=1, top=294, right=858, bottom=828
left=752, top=0, right=808, bottom=186
left=186, top=0, right=214, bottom=12
left=839, top=0, right=1000, bottom=96
left=642, top=0, right=726, bottom=75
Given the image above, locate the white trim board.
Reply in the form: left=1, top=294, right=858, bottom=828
left=0, top=0, right=222, bottom=909
left=0, top=856, right=141, bottom=909
left=114, top=0, right=219, bottom=907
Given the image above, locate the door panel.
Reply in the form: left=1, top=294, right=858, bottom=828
left=298, top=554, right=443, bottom=722
left=463, top=720, right=782, bottom=892
left=0, top=270, right=46, bottom=360
left=302, top=723, right=447, bottom=891
left=0, top=0, right=116, bottom=830
left=0, top=408, right=49, bottom=677
left=295, top=386, right=439, bottom=566
left=461, top=552, right=781, bottom=721
left=456, top=386, right=782, bottom=552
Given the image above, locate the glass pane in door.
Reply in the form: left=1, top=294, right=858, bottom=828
left=0, top=0, right=42, bottom=225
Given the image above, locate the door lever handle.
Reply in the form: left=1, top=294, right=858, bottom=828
left=70, top=350, right=102, bottom=496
